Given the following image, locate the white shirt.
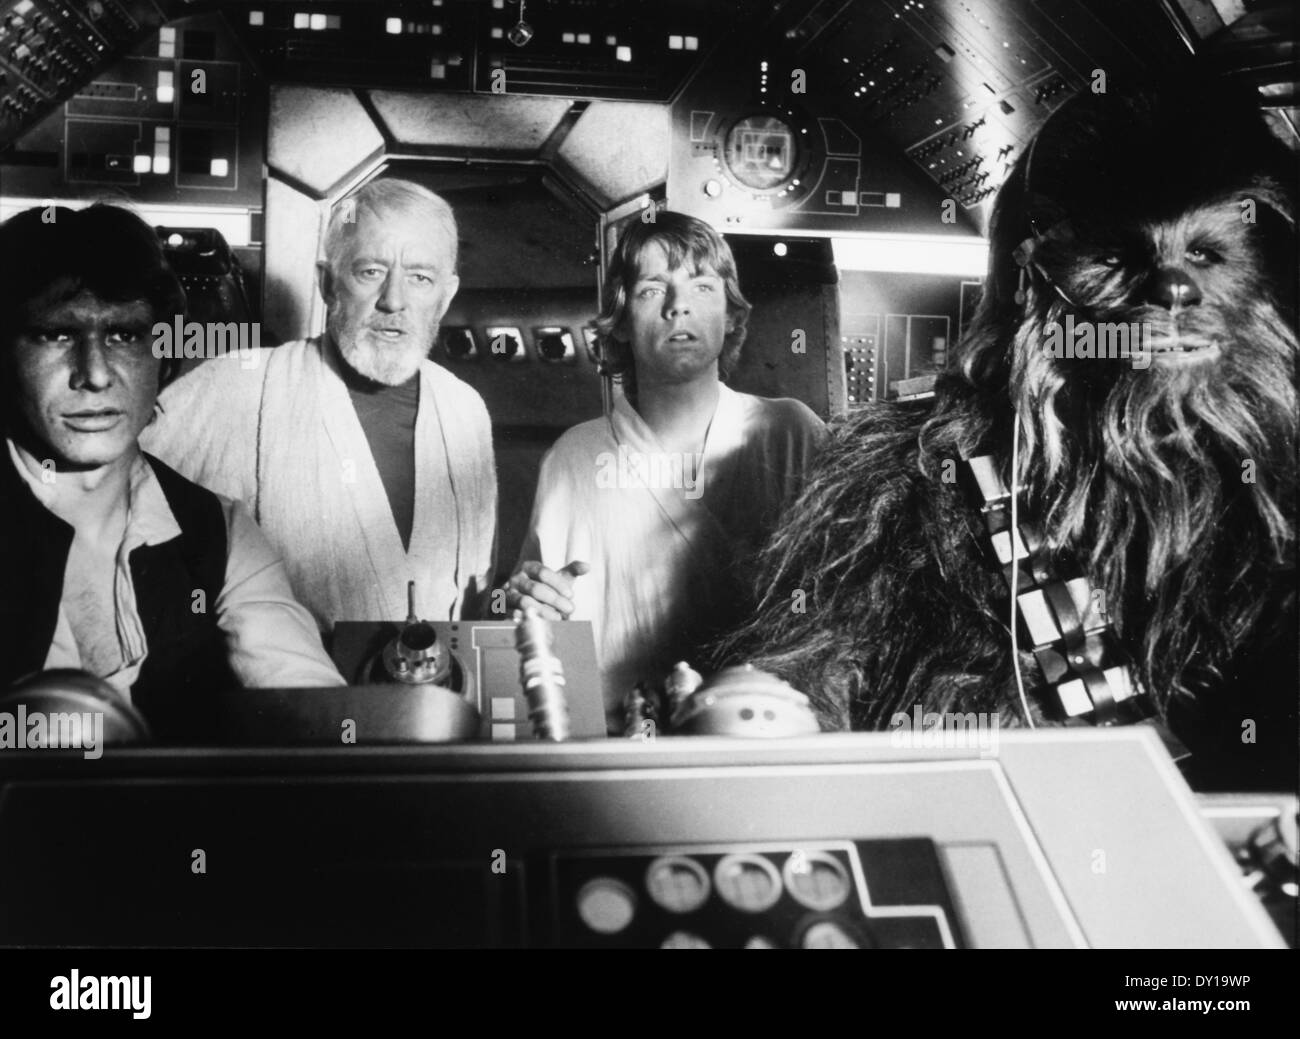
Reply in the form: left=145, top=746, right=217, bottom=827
left=140, top=339, right=497, bottom=629
left=8, top=440, right=345, bottom=694
left=519, top=384, right=826, bottom=729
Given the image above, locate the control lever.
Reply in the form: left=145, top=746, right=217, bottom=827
left=514, top=607, right=570, bottom=740
left=380, top=581, right=455, bottom=687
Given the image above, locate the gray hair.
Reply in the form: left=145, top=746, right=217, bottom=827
left=322, top=178, right=459, bottom=274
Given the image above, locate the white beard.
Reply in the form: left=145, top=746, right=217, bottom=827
left=337, top=333, right=429, bottom=386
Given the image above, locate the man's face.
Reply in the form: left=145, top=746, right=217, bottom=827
left=620, top=241, right=734, bottom=388
left=320, top=208, right=459, bottom=386
left=9, top=291, right=159, bottom=471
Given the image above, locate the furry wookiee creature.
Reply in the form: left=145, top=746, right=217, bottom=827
left=717, top=78, right=1298, bottom=789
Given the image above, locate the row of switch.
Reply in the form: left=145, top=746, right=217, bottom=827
left=439, top=324, right=594, bottom=364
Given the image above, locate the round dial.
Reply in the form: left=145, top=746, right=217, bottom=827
left=713, top=854, right=782, bottom=913
left=575, top=877, right=637, bottom=935
left=724, top=114, right=798, bottom=191
left=645, top=856, right=710, bottom=914
left=783, top=851, right=852, bottom=912
left=800, top=920, right=863, bottom=949
left=660, top=931, right=711, bottom=949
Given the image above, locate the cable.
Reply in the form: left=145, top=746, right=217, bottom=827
left=1009, top=409, right=1037, bottom=728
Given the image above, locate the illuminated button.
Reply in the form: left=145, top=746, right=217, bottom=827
left=783, top=851, right=851, bottom=911
left=209, top=158, right=228, bottom=177
left=485, top=327, right=524, bottom=360
left=714, top=854, right=782, bottom=913
left=772, top=241, right=787, bottom=257
left=490, top=697, right=515, bottom=720
left=533, top=327, right=574, bottom=362
left=576, top=878, right=636, bottom=935
left=801, top=921, right=862, bottom=949
left=133, top=154, right=151, bottom=173
left=616, top=45, right=632, bottom=62
left=660, top=931, right=710, bottom=949
left=385, top=17, right=402, bottom=34
left=744, top=936, right=778, bottom=949
left=166, top=233, right=184, bottom=247
left=703, top=179, right=722, bottom=198
left=645, top=856, right=709, bottom=914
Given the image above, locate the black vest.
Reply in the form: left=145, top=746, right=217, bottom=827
left=1, top=451, right=235, bottom=741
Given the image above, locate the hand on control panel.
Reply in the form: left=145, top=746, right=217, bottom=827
left=505, top=559, right=590, bottom=621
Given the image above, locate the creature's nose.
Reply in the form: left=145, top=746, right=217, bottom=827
left=1146, top=267, right=1202, bottom=309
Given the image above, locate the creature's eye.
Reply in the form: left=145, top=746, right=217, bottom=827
left=1185, top=246, right=1222, bottom=266
left=1090, top=242, right=1128, bottom=269
left=30, top=330, right=74, bottom=345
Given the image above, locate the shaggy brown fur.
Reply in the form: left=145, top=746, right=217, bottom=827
left=716, top=77, right=1298, bottom=789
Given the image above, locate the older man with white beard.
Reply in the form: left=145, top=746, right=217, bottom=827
left=142, top=179, right=497, bottom=631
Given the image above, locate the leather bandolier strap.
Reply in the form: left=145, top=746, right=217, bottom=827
left=959, top=452, right=1157, bottom=726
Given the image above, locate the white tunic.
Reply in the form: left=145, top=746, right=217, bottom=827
left=141, top=338, right=497, bottom=629
left=519, top=384, right=826, bottom=729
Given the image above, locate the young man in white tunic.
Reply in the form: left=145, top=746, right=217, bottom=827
left=142, top=180, right=497, bottom=633
left=507, top=212, right=827, bottom=731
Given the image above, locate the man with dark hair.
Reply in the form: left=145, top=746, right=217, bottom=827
left=0, top=204, right=343, bottom=741
left=507, top=211, right=826, bottom=730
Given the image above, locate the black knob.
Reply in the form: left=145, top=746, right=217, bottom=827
left=537, top=332, right=568, bottom=362
left=442, top=327, right=475, bottom=359
left=490, top=331, right=521, bottom=359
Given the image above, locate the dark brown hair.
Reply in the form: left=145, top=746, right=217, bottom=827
left=0, top=203, right=187, bottom=394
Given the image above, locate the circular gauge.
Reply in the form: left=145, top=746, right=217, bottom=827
left=724, top=114, right=799, bottom=191
left=713, top=854, right=783, bottom=913
left=783, top=851, right=852, bottom=912
left=645, top=856, right=710, bottom=914
left=800, top=920, right=864, bottom=949
left=660, top=931, right=711, bottom=949
left=575, top=877, right=637, bottom=935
